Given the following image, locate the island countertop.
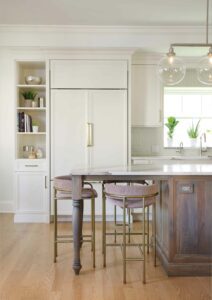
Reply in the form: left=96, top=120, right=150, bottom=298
left=71, top=163, right=212, bottom=176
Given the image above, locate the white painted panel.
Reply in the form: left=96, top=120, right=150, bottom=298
left=89, top=90, right=128, bottom=168
left=131, top=64, right=162, bottom=127
left=50, top=60, right=128, bottom=89
left=16, top=173, right=46, bottom=211
left=51, top=90, right=88, bottom=177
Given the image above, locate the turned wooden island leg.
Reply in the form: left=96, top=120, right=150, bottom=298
left=72, top=175, right=83, bottom=275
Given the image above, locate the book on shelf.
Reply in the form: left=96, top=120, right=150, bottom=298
left=18, top=112, right=33, bottom=132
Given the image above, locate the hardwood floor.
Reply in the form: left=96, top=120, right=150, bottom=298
left=0, top=214, right=211, bottom=300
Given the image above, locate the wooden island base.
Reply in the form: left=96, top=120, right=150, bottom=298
left=157, top=176, right=212, bottom=276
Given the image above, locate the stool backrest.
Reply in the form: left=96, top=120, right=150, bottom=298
left=54, top=175, right=72, bottom=192
left=104, top=183, right=158, bottom=200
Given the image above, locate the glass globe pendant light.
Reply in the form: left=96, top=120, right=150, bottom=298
left=197, top=48, right=212, bottom=86
left=158, top=0, right=212, bottom=86
left=158, top=47, right=186, bottom=85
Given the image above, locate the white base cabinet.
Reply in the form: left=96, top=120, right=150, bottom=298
left=14, top=159, right=49, bottom=223
left=14, top=170, right=49, bottom=223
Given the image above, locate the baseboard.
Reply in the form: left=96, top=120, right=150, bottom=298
left=0, top=201, right=14, bottom=213
left=14, top=212, right=50, bottom=223
left=156, top=240, right=212, bottom=276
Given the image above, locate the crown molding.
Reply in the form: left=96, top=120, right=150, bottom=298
left=0, top=25, right=211, bottom=50
left=0, top=24, right=211, bottom=34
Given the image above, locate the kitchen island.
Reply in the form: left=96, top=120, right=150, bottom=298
left=71, top=164, right=212, bottom=276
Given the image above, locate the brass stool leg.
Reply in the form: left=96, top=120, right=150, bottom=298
left=114, top=205, right=117, bottom=243
left=123, top=198, right=127, bottom=284
left=128, top=208, right=131, bottom=243
left=147, top=206, right=150, bottom=254
left=103, top=190, right=106, bottom=267
left=91, top=196, right=95, bottom=268
left=143, top=198, right=146, bottom=284
left=91, top=199, right=93, bottom=252
left=102, top=183, right=104, bottom=254
left=154, top=203, right=157, bottom=267
left=54, top=188, right=57, bottom=263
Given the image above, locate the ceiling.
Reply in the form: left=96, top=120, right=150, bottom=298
left=0, top=0, right=211, bottom=26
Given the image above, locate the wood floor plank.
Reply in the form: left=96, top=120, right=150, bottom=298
left=0, top=214, right=211, bottom=300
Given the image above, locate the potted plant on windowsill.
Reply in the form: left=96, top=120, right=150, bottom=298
left=21, top=90, right=37, bottom=107
left=165, top=116, right=179, bottom=147
left=187, top=120, right=200, bottom=147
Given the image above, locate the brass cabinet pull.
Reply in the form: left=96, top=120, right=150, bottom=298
left=25, top=164, right=39, bottom=167
left=87, top=123, right=94, bottom=147
left=45, top=176, right=47, bottom=189
left=159, top=109, right=162, bottom=123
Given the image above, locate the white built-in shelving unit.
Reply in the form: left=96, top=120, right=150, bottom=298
left=14, top=60, right=49, bottom=223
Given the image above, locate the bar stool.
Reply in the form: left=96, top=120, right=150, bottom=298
left=53, top=175, right=97, bottom=268
left=101, top=181, right=148, bottom=251
left=102, top=182, right=158, bottom=283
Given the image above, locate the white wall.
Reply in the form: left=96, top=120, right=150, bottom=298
left=0, top=50, right=15, bottom=211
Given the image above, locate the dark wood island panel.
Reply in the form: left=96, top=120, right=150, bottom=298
left=156, top=176, right=212, bottom=276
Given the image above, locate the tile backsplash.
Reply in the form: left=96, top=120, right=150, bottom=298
left=131, top=127, right=212, bottom=157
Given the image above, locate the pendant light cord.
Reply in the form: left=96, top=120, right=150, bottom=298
left=206, top=0, right=209, bottom=44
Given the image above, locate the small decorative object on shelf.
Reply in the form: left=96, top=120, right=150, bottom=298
left=31, top=100, right=38, bottom=108
left=38, top=97, right=45, bottom=107
left=28, top=149, right=36, bottom=159
left=32, top=121, right=39, bottom=133
left=23, top=145, right=35, bottom=158
left=21, top=90, right=37, bottom=107
left=25, top=75, right=42, bottom=85
left=36, top=148, right=43, bottom=159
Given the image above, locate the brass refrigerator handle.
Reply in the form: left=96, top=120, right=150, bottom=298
left=45, top=175, right=47, bottom=189
left=87, top=123, right=93, bottom=147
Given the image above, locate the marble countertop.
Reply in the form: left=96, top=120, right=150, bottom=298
left=71, top=164, right=212, bottom=176
left=132, top=156, right=212, bottom=160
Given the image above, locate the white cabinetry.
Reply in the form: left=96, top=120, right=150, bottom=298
left=131, top=64, right=162, bottom=127
left=50, top=59, right=128, bottom=218
left=14, top=166, right=48, bottom=223
left=14, top=61, right=49, bottom=223
left=51, top=60, right=128, bottom=89
left=51, top=89, right=127, bottom=176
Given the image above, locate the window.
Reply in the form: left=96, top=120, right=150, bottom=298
left=164, top=87, right=212, bottom=147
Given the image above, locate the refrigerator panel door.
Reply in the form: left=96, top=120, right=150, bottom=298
left=51, top=89, right=88, bottom=178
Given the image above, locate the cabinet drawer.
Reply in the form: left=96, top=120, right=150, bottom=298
left=132, top=159, right=152, bottom=165
left=50, top=60, right=128, bottom=89
left=15, top=159, right=47, bottom=171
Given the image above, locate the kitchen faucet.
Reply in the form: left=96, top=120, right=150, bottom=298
left=200, top=133, right=207, bottom=156
left=176, top=142, right=183, bottom=154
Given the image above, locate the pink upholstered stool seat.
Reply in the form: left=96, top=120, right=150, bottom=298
left=53, top=175, right=98, bottom=199
left=104, top=183, right=157, bottom=208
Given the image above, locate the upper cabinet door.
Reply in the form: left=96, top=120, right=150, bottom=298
left=50, top=60, right=128, bottom=89
left=131, top=65, right=163, bottom=127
